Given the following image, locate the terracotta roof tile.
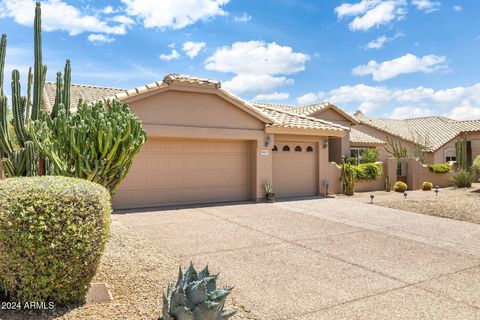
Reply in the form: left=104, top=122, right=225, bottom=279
left=350, top=128, right=386, bottom=145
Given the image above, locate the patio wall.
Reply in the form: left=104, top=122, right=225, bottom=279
left=324, top=158, right=397, bottom=195
left=404, top=157, right=452, bottom=190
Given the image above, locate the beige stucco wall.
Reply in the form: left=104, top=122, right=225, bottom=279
left=312, top=108, right=352, bottom=160
left=433, top=133, right=480, bottom=164
left=405, top=157, right=452, bottom=190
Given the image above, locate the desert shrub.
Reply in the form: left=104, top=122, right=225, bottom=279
left=394, top=181, right=408, bottom=192
left=473, top=155, right=480, bottom=179
left=352, top=162, right=383, bottom=181
left=0, top=176, right=111, bottom=304
left=427, top=163, right=451, bottom=174
left=361, top=148, right=380, bottom=163
left=451, top=169, right=475, bottom=188
left=422, top=182, right=433, bottom=191
left=345, top=156, right=358, bottom=165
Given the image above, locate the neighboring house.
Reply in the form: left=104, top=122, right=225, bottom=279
left=42, top=74, right=349, bottom=209
left=353, top=111, right=480, bottom=165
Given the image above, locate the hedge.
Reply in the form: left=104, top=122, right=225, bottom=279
left=0, top=176, right=111, bottom=304
left=427, top=163, right=451, bottom=174
left=352, top=163, right=383, bottom=181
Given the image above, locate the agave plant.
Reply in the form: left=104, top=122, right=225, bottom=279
left=160, top=263, right=236, bottom=320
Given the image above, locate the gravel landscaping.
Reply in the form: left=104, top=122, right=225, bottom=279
left=2, top=222, right=259, bottom=320
left=374, top=183, right=480, bottom=224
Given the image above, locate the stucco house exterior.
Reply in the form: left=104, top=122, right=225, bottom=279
left=41, top=73, right=480, bottom=209
left=43, top=74, right=357, bottom=209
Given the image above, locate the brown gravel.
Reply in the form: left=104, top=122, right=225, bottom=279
left=2, top=222, right=259, bottom=320
left=375, top=184, right=480, bottom=224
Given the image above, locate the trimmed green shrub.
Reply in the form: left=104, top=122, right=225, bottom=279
left=352, top=163, right=383, bottom=181
left=422, top=182, right=433, bottom=191
left=427, top=163, right=451, bottom=174
left=451, top=169, right=475, bottom=188
left=0, top=176, right=111, bottom=304
left=361, top=148, right=380, bottom=164
left=394, top=181, right=408, bottom=192
left=473, top=155, right=480, bottom=179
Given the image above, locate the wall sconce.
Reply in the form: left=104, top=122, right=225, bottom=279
left=322, top=138, right=329, bottom=149
left=265, top=135, right=272, bottom=147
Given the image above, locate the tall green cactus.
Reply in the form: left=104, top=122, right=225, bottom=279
left=455, top=135, right=468, bottom=170
left=30, top=100, right=146, bottom=194
left=341, top=159, right=355, bottom=196
left=0, top=2, right=69, bottom=178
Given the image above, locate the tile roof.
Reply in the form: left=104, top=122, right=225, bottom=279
left=357, top=115, right=480, bottom=151
left=251, top=103, right=348, bottom=132
left=42, top=82, right=126, bottom=111
left=350, top=128, right=386, bottom=145
left=253, top=102, right=359, bottom=124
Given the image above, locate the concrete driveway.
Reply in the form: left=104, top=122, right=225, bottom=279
left=114, top=198, right=480, bottom=320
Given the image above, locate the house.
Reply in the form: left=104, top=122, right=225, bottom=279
left=43, top=74, right=357, bottom=209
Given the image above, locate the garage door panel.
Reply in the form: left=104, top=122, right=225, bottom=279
left=273, top=141, right=317, bottom=198
left=114, top=139, right=249, bottom=208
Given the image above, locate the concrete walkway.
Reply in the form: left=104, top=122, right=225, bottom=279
left=114, top=198, right=480, bottom=320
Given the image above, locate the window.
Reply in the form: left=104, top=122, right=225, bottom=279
left=272, top=145, right=278, bottom=152
left=295, top=145, right=302, bottom=152
left=349, top=147, right=368, bottom=164
left=306, top=146, right=313, bottom=152
left=282, top=145, right=290, bottom=152
left=446, top=156, right=456, bottom=162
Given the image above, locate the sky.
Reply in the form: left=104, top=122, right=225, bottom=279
left=0, top=0, right=479, bottom=120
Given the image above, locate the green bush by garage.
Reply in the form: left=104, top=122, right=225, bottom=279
left=0, top=176, right=111, bottom=304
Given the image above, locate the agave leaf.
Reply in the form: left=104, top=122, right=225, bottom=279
left=208, top=287, right=232, bottom=305
left=219, top=308, right=237, bottom=320
left=186, top=280, right=208, bottom=307
left=198, top=265, right=210, bottom=280
left=192, top=302, right=219, bottom=320
left=204, top=275, right=217, bottom=294
left=171, top=306, right=194, bottom=320
left=176, top=266, right=184, bottom=288
left=184, top=262, right=198, bottom=284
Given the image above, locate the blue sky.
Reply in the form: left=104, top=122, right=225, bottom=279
left=0, top=0, right=479, bottom=119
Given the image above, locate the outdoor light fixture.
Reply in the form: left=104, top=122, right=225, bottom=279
left=404, top=192, right=408, bottom=199
left=370, top=194, right=374, bottom=204
left=324, top=180, right=330, bottom=196
left=323, top=138, right=329, bottom=149
left=435, top=189, right=439, bottom=196
left=265, top=135, right=272, bottom=147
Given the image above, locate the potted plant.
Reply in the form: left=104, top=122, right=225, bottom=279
left=264, top=181, right=275, bottom=203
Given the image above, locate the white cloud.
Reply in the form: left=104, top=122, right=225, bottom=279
left=0, top=0, right=128, bottom=35
left=88, top=34, right=116, bottom=44
left=205, top=41, right=310, bottom=75
left=234, top=12, right=252, bottom=22
left=335, top=0, right=407, bottom=31
left=386, top=106, right=433, bottom=119
left=453, top=5, right=463, bottom=12
left=205, top=41, right=309, bottom=97
left=412, top=0, right=441, bottom=13
left=110, top=15, right=135, bottom=25
left=223, top=74, right=293, bottom=96
left=182, top=41, right=206, bottom=59
left=296, top=92, right=325, bottom=105
left=159, top=49, right=181, bottom=61
left=446, top=105, right=480, bottom=121
left=102, top=6, right=117, bottom=14
left=253, top=92, right=289, bottom=102
left=297, top=83, right=480, bottom=120
left=122, top=0, right=229, bottom=30
left=365, top=32, right=404, bottom=49
left=352, top=53, right=447, bottom=81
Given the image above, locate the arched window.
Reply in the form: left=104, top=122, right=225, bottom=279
left=272, top=145, right=278, bottom=152
left=295, top=145, right=302, bottom=152
left=306, top=146, right=314, bottom=152
left=282, top=145, right=290, bottom=152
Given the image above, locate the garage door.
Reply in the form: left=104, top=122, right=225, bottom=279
left=273, top=141, right=318, bottom=197
left=113, top=139, right=249, bottom=209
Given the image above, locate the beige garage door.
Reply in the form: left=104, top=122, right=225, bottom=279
left=273, top=141, right=318, bottom=197
left=113, top=139, right=249, bottom=209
